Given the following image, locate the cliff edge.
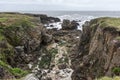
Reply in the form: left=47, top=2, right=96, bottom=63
left=72, top=17, right=120, bottom=80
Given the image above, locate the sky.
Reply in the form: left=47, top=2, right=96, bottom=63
left=0, top=0, right=120, bottom=11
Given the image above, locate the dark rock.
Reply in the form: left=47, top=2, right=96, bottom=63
left=58, top=63, right=67, bottom=69
left=39, top=14, right=61, bottom=24
left=71, top=17, right=120, bottom=80
left=0, top=67, right=5, bottom=78
left=50, top=25, right=54, bottom=27
left=42, top=34, right=53, bottom=45
left=62, top=19, right=78, bottom=30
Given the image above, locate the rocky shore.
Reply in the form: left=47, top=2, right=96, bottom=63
left=0, top=13, right=120, bottom=80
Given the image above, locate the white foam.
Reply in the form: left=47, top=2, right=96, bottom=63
left=58, top=15, right=95, bottom=30
left=45, top=14, right=95, bottom=30
left=45, top=22, right=62, bottom=30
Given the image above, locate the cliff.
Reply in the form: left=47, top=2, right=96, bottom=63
left=0, top=13, right=52, bottom=79
left=0, top=13, right=81, bottom=80
left=71, top=17, right=120, bottom=80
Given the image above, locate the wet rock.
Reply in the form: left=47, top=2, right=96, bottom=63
left=62, top=19, right=78, bottom=30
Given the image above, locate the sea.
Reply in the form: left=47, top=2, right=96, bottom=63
left=21, top=11, right=120, bottom=30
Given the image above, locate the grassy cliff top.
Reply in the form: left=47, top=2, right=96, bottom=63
left=90, top=17, right=120, bottom=31
left=0, top=13, right=39, bottom=28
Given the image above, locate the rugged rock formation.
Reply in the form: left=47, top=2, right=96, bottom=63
left=62, top=19, right=79, bottom=30
left=0, top=13, right=81, bottom=80
left=0, top=13, right=52, bottom=79
left=2, top=13, right=120, bottom=80
left=25, top=14, right=61, bottom=24
left=36, top=29, right=81, bottom=80
left=72, top=17, right=120, bottom=80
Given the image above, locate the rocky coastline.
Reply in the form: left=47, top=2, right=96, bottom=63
left=0, top=13, right=120, bottom=80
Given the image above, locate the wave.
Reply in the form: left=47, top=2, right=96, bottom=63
left=45, top=14, right=96, bottom=30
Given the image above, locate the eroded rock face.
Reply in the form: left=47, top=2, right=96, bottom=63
left=62, top=20, right=78, bottom=30
left=71, top=17, right=120, bottom=80
left=33, top=29, right=81, bottom=80
left=0, top=13, right=53, bottom=79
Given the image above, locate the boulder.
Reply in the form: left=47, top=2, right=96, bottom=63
left=62, top=19, right=78, bottom=30
left=34, top=14, right=60, bottom=24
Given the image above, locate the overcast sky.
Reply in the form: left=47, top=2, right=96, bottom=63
left=0, top=0, right=120, bottom=11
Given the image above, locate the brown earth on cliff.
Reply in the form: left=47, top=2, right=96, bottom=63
left=71, top=17, right=120, bottom=80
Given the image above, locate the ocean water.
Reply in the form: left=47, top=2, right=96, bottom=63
left=22, top=11, right=120, bottom=17
left=22, top=11, right=120, bottom=30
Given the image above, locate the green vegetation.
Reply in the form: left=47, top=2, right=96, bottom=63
left=39, top=48, right=58, bottom=68
left=0, top=17, right=8, bottom=23
left=0, top=13, right=39, bottom=79
left=49, top=48, right=58, bottom=58
left=10, top=68, right=28, bottom=77
left=112, top=67, right=120, bottom=75
left=0, top=13, right=40, bottom=46
left=0, top=13, right=38, bottom=28
left=39, top=55, right=52, bottom=68
left=0, top=60, right=28, bottom=78
left=0, top=33, right=5, bottom=41
left=90, top=17, right=120, bottom=31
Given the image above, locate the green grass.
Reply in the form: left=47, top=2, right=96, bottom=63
left=10, top=68, right=28, bottom=77
left=0, top=13, right=38, bottom=28
left=0, top=17, right=8, bottom=22
left=0, top=60, right=28, bottom=78
left=112, top=67, right=120, bottom=75
left=0, top=13, right=41, bottom=47
left=90, top=17, right=120, bottom=31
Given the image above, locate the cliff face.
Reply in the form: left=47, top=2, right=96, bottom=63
left=0, top=13, right=52, bottom=79
left=0, top=13, right=81, bottom=80
left=72, top=17, right=120, bottom=80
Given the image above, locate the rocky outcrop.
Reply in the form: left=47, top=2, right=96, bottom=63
left=0, top=13, right=52, bottom=79
left=25, top=14, right=61, bottom=24
left=35, top=29, right=81, bottom=80
left=62, top=19, right=78, bottom=30
left=72, top=17, right=120, bottom=80
left=39, top=14, right=60, bottom=23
